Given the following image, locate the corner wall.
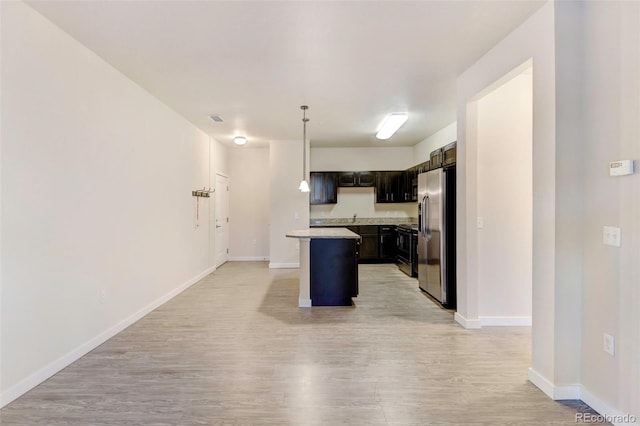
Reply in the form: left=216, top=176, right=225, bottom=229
left=269, top=141, right=309, bottom=268
left=456, top=0, right=564, bottom=391
left=458, top=0, right=640, bottom=421
left=0, top=2, right=228, bottom=405
left=580, top=1, right=639, bottom=420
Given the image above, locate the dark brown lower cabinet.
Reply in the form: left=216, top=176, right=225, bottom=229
left=358, top=225, right=379, bottom=260
left=379, top=225, right=397, bottom=260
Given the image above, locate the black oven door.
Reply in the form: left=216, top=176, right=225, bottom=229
left=397, top=227, right=412, bottom=275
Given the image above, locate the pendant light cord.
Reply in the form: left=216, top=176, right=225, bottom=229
left=301, top=105, right=309, bottom=182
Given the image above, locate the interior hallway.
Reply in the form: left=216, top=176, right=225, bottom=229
left=0, top=262, right=605, bottom=425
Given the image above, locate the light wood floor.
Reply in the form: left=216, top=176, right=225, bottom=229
left=1, top=262, right=606, bottom=425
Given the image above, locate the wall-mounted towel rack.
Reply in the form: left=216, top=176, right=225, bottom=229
left=192, top=187, right=214, bottom=198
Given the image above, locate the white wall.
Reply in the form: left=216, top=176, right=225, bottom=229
left=476, top=72, right=532, bottom=324
left=229, top=148, right=269, bottom=261
left=580, top=1, right=640, bottom=420
left=310, top=147, right=417, bottom=220
left=310, top=147, right=414, bottom=171
left=458, top=0, right=640, bottom=421
left=413, top=122, right=457, bottom=163
left=456, top=0, right=562, bottom=392
left=269, top=141, right=309, bottom=268
left=0, top=1, right=228, bottom=405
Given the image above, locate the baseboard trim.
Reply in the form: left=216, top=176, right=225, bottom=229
left=528, top=367, right=555, bottom=399
left=298, top=298, right=312, bottom=308
left=527, top=367, right=581, bottom=400
left=0, top=265, right=216, bottom=408
left=581, top=387, right=639, bottom=426
left=528, top=369, right=637, bottom=425
left=228, top=256, right=269, bottom=261
left=479, top=316, right=532, bottom=326
left=454, top=312, right=482, bottom=329
left=269, top=262, right=299, bottom=269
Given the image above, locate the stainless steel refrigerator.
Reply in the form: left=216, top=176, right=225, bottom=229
left=417, top=167, right=456, bottom=308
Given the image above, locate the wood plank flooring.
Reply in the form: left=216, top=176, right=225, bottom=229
left=1, top=262, right=606, bottom=425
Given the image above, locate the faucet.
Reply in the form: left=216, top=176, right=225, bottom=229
left=352, top=213, right=357, bottom=223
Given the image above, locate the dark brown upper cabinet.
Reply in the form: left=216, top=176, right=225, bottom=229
left=338, top=171, right=375, bottom=187
left=309, top=172, right=338, bottom=205
left=375, top=171, right=404, bottom=203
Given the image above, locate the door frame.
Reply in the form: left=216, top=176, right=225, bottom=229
left=213, top=173, right=230, bottom=268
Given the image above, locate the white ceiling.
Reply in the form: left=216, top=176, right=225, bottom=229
left=27, top=0, right=545, bottom=148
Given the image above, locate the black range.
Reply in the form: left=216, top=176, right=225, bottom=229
left=397, top=224, right=418, bottom=277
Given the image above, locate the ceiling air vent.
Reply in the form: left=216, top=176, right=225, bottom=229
left=208, top=115, right=224, bottom=123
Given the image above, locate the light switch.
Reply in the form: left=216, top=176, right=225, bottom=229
left=603, top=226, right=621, bottom=247
left=603, top=333, right=615, bottom=356
left=477, top=217, right=484, bottom=229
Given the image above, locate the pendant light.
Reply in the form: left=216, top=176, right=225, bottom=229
left=298, top=105, right=310, bottom=193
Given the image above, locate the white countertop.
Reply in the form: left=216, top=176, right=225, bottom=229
left=286, top=228, right=360, bottom=239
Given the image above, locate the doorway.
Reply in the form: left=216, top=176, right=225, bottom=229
left=473, top=63, right=533, bottom=325
left=214, top=173, right=230, bottom=268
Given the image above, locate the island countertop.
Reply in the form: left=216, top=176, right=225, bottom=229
left=286, top=228, right=360, bottom=239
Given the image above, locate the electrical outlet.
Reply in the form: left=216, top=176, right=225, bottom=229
left=603, top=333, right=615, bottom=356
left=603, top=226, right=621, bottom=247
left=477, top=217, right=484, bottom=229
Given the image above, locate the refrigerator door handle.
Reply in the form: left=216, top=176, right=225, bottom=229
left=425, top=195, right=431, bottom=241
left=421, top=195, right=428, bottom=238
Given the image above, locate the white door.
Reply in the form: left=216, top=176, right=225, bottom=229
left=214, top=174, right=229, bottom=268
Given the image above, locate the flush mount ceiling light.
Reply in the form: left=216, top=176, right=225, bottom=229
left=233, top=136, right=247, bottom=146
left=298, top=105, right=310, bottom=193
left=376, top=113, right=408, bottom=140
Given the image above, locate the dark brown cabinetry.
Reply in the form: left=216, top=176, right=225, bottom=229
left=355, top=225, right=379, bottom=260
left=310, top=152, right=449, bottom=205
left=338, top=171, right=375, bottom=187
left=430, top=148, right=443, bottom=169
left=442, top=141, right=457, bottom=167
left=310, top=172, right=338, bottom=205
left=339, top=225, right=396, bottom=263
left=416, top=160, right=430, bottom=174
left=376, top=170, right=421, bottom=203
left=406, top=166, right=418, bottom=202
left=375, top=171, right=405, bottom=203
left=356, top=171, right=376, bottom=187
left=379, top=225, right=397, bottom=260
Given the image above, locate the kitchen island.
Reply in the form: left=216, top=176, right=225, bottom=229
left=286, top=228, right=360, bottom=307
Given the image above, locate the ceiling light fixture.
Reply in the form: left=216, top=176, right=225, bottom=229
left=299, top=105, right=310, bottom=193
left=376, top=113, right=408, bottom=140
left=233, top=136, right=247, bottom=146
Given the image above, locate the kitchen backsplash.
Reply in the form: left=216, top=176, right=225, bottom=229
left=309, top=187, right=418, bottom=220
left=310, top=217, right=418, bottom=226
